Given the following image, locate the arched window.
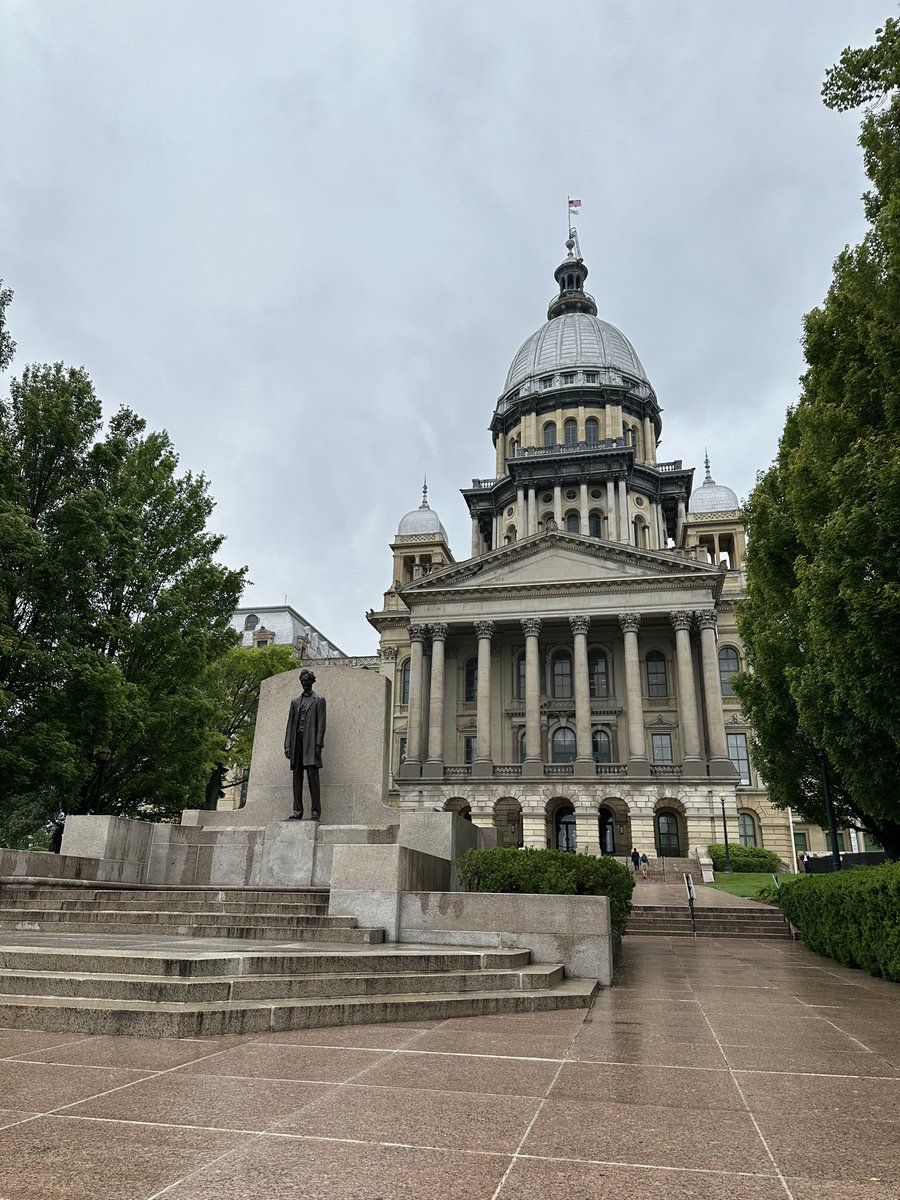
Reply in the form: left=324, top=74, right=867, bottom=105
left=589, top=511, right=603, bottom=538
left=399, top=659, right=411, bottom=705
left=551, top=727, right=576, bottom=762
left=628, top=425, right=638, bottom=448
left=646, top=650, right=668, bottom=697
left=551, top=649, right=573, bottom=698
left=565, top=512, right=580, bottom=533
left=505, top=525, right=517, bottom=544
left=513, top=652, right=526, bottom=700
left=464, top=656, right=478, bottom=702
left=555, top=805, right=577, bottom=851
left=588, top=649, right=609, bottom=698
left=543, top=422, right=557, bottom=447
left=598, top=806, right=615, bottom=853
left=518, top=729, right=527, bottom=763
left=738, top=812, right=758, bottom=847
left=585, top=417, right=600, bottom=444
left=243, top=613, right=259, bottom=631
left=718, top=646, right=740, bottom=696
left=656, top=811, right=681, bottom=857
left=564, top=418, right=578, bottom=445
left=592, top=728, right=612, bottom=763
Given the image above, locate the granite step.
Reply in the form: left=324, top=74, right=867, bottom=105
left=0, top=916, right=387, bottom=943
left=0, top=977, right=598, bottom=1038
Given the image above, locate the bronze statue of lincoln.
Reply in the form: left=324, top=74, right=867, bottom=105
left=284, top=668, right=326, bottom=820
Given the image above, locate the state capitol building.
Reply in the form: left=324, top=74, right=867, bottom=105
left=367, top=235, right=815, bottom=866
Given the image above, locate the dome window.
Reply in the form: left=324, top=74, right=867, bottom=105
left=565, top=489, right=577, bottom=501
left=589, top=512, right=603, bottom=538
left=584, top=371, right=599, bottom=384
left=541, top=376, right=554, bottom=390
left=543, top=423, right=557, bottom=448
left=565, top=512, right=580, bottom=533
left=585, top=418, right=600, bottom=444
left=243, top=614, right=259, bottom=631
left=564, top=419, right=578, bottom=445
left=561, top=372, right=575, bottom=385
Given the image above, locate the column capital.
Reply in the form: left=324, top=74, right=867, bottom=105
left=381, top=645, right=398, bottom=661
left=428, top=622, right=449, bottom=642
left=695, top=609, right=718, bottom=632
left=408, top=623, right=428, bottom=643
left=521, top=617, right=542, bottom=638
left=669, top=610, right=692, bottom=632
left=618, top=613, right=641, bottom=634
left=473, top=620, right=495, bottom=640
left=569, top=614, right=591, bottom=636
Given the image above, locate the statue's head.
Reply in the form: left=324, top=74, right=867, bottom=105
left=299, top=668, right=316, bottom=688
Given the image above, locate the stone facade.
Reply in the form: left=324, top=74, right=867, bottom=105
left=367, top=244, right=810, bottom=866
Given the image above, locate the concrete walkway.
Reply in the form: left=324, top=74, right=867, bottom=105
left=631, top=879, right=769, bottom=907
left=0, top=935, right=895, bottom=1198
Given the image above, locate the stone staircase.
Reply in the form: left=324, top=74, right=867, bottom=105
left=0, top=883, right=596, bottom=1036
left=626, top=903, right=792, bottom=940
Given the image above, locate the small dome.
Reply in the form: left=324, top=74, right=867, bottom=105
left=504, top=311, right=649, bottom=395
left=397, top=483, right=447, bottom=539
left=689, top=455, right=739, bottom=513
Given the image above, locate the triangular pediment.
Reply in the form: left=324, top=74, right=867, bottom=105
left=402, top=531, right=721, bottom=596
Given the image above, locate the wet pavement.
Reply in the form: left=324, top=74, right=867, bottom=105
left=0, top=935, right=895, bottom=1198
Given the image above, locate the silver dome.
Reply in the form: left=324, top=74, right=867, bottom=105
left=689, top=456, right=739, bottom=513
left=397, top=484, right=447, bottom=539
left=504, top=312, right=649, bottom=394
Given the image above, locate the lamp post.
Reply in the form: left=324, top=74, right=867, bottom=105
left=90, top=746, right=112, bottom=810
left=719, top=794, right=733, bottom=872
left=818, top=748, right=841, bottom=872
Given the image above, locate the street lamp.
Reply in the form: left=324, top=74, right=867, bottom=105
left=817, top=748, right=841, bottom=872
left=90, top=746, right=112, bottom=810
left=719, top=794, right=734, bottom=872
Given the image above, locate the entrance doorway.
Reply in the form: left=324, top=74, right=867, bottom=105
left=598, top=807, right=616, bottom=854
left=656, top=811, right=681, bottom=857
left=555, top=805, right=577, bottom=852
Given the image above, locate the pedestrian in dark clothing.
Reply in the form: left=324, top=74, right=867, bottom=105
left=631, top=848, right=641, bottom=872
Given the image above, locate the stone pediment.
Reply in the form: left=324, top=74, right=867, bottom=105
left=402, top=531, right=721, bottom=596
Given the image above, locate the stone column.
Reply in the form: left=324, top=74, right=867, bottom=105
left=401, top=624, right=427, bottom=777
left=423, top=623, right=448, bottom=777
left=527, top=487, right=537, bottom=536
left=617, top=478, right=629, bottom=542
left=553, top=485, right=563, bottom=526
left=606, top=480, right=617, bottom=541
left=521, top=617, right=542, bottom=777
left=470, top=516, right=481, bottom=557
left=570, top=614, right=593, bottom=772
left=676, top=495, right=687, bottom=544
left=619, top=613, right=648, bottom=774
left=574, top=797, right=601, bottom=855
left=472, top=620, right=495, bottom=776
left=656, top=504, right=667, bottom=549
left=642, top=416, right=654, bottom=463
left=670, top=610, right=702, bottom=767
left=697, top=609, right=734, bottom=778
left=579, top=482, right=589, bottom=534
left=522, top=808, right=548, bottom=849
left=516, top=486, right=525, bottom=537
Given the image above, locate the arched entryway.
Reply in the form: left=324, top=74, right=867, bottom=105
left=554, top=804, right=577, bottom=852
left=443, top=798, right=472, bottom=822
left=598, top=806, right=616, bottom=854
left=494, top=797, right=523, bottom=848
left=656, top=809, right=682, bottom=857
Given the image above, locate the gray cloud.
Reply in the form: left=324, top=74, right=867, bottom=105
left=0, top=0, right=885, bottom=651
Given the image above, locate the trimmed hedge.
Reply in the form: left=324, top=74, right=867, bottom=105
left=707, top=843, right=783, bottom=873
left=777, top=863, right=900, bottom=981
left=456, top=847, right=635, bottom=933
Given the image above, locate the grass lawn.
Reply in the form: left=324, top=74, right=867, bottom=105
left=706, top=871, right=779, bottom=898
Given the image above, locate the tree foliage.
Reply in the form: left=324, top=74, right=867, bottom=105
left=735, top=19, right=900, bottom=857
left=0, top=300, right=245, bottom=838
left=203, top=643, right=297, bottom=807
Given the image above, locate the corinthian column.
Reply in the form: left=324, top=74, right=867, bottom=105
left=619, top=612, right=648, bottom=771
left=570, top=614, right=593, bottom=770
left=473, top=620, right=495, bottom=776
left=521, top=617, right=542, bottom=776
left=670, top=610, right=702, bottom=765
left=696, top=609, right=734, bottom=778
left=401, top=624, right=428, bottom=777
left=424, top=623, right=448, bottom=777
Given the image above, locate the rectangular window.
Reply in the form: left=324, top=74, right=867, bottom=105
left=398, top=737, right=407, bottom=764
left=541, top=376, right=554, bottom=390
left=584, top=371, right=598, bottom=383
left=825, top=830, right=847, bottom=853
left=463, top=736, right=476, bottom=764
left=727, top=732, right=751, bottom=785
left=793, top=831, right=808, bottom=854
left=561, top=372, right=575, bottom=385
left=651, top=733, right=673, bottom=763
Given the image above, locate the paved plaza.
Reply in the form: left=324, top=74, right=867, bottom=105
left=0, top=934, right=895, bottom=1199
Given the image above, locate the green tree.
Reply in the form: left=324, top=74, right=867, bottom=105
left=0, top=302, right=245, bottom=839
left=203, top=643, right=297, bottom=808
left=735, top=19, right=900, bottom=857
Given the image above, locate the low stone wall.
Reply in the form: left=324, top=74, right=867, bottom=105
left=328, top=845, right=451, bottom=940
left=0, top=843, right=144, bottom=885
left=398, top=891, right=614, bottom=984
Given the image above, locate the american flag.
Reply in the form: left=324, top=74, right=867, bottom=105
left=568, top=198, right=582, bottom=211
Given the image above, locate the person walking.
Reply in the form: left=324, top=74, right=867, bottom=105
left=639, top=851, right=649, bottom=879
left=631, top=847, right=641, bottom=873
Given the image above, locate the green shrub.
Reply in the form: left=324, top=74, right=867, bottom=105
left=776, top=863, right=900, bottom=981
left=751, top=882, right=781, bottom=904
left=456, top=847, right=635, bottom=933
left=707, top=843, right=783, bottom=873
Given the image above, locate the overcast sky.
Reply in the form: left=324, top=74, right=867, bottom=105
left=1, top=1, right=889, bottom=654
